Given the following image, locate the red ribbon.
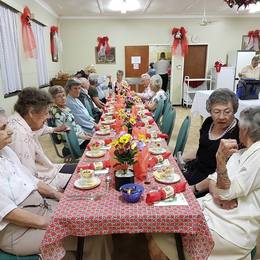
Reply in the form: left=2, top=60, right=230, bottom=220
left=97, top=36, right=111, bottom=56
left=171, top=27, right=188, bottom=57
left=21, top=6, right=36, bottom=58
left=50, top=26, right=59, bottom=58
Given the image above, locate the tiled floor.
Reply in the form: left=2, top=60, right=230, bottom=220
left=39, top=107, right=259, bottom=259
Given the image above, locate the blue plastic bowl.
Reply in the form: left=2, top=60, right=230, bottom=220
left=120, top=183, right=144, bottom=203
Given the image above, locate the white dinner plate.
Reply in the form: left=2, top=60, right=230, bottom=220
left=153, top=170, right=180, bottom=184
left=101, top=119, right=116, bottom=125
left=94, top=168, right=109, bottom=176
left=85, top=150, right=106, bottom=158
left=148, top=147, right=167, bottom=155
left=74, top=177, right=101, bottom=189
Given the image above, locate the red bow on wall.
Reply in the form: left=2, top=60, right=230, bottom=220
left=97, top=36, right=110, bottom=57
left=50, top=26, right=58, bottom=60
left=21, top=6, right=36, bottom=58
left=246, top=30, right=260, bottom=51
left=171, top=27, right=188, bottom=57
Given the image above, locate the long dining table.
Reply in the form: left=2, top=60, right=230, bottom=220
left=41, top=100, right=214, bottom=260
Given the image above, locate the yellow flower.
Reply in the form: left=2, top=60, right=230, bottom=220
left=138, top=134, right=146, bottom=142
left=130, top=141, right=137, bottom=150
left=119, top=134, right=131, bottom=145
left=129, top=117, right=136, bottom=125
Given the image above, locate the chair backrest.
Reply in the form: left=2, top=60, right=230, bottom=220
left=162, top=95, right=171, bottom=115
left=173, top=115, right=191, bottom=157
left=64, top=125, right=83, bottom=160
left=47, top=118, right=64, bottom=158
left=153, top=98, right=164, bottom=124
left=160, top=107, right=176, bottom=144
left=0, top=251, right=39, bottom=260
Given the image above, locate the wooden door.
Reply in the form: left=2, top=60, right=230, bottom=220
left=125, top=46, right=149, bottom=92
left=184, top=45, right=208, bottom=78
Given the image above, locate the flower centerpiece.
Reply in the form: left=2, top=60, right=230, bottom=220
left=125, top=116, right=136, bottom=134
left=111, top=133, right=141, bottom=190
left=125, top=95, right=135, bottom=109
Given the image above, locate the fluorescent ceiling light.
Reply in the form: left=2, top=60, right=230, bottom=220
left=108, top=0, right=140, bottom=13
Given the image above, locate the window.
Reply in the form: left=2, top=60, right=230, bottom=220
left=0, top=5, right=22, bottom=96
left=32, top=21, right=48, bottom=87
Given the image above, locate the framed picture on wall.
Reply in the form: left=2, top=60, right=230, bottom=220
left=241, top=35, right=260, bottom=50
left=95, top=47, right=116, bottom=64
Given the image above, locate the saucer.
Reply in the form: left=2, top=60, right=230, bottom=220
left=148, top=147, right=167, bottom=155
left=96, top=130, right=111, bottom=136
left=101, top=119, right=116, bottom=125
left=74, top=177, right=101, bottom=189
left=85, top=150, right=106, bottom=158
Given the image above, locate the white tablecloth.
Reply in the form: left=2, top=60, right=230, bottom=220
left=191, top=90, right=260, bottom=119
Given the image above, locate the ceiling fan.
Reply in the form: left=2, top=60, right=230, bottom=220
left=200, top=6, right=214, bottom=26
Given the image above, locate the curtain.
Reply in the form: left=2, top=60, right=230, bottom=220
left=0, top=5, right=22, bottom=95
left=32, top=21, right=48, bottom=86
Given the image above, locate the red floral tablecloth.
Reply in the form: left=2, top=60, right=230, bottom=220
left=41, top=113, right=214, bottom=260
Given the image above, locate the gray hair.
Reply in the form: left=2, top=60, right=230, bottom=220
left=88, top=73, right=98, bottom=85
left=65, top=78, right=81, bottom=94
left=150, top=74, right=162, bottom=91
left=206, top=88, right=238, bottom=113
left=141, top=73, right=150, bottom=80
left=239, top=106, right=260, bottom=142
left=252, top=55, right=259, bottom=62
left=48, top=85, right=65, bottom=98
left=78, top=77, right=88, bottom=84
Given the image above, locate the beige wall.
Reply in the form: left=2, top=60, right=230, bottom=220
left=0, top=0, right=61, bottom=115
left=60, top=17, right=260, bottom=81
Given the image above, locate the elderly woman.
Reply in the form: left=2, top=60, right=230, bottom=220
left=0, top=108, right=112, bottom=258
left=88, top=73, right=106, bottom=109
left=8, top=88, right=75, bottom=191
left=137, top=73, right=154, bottom=102
left=145, top=74, right=167, bottom=112
left=48, top=85, right=92, bottom=157
left=149, top=106, right=260, bottom=260
left=65, top=78, right=96, bottom=133
left=111, top=70, right=128, bottom=95
left=183, top=88, right=240, bottom=192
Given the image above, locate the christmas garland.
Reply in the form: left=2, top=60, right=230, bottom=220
left=224, top=0, right=260, bottom=9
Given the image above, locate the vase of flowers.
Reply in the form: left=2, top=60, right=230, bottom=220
left=112, top=133, right=138, bottom=191
left=125, top=116, right=136, bottom=135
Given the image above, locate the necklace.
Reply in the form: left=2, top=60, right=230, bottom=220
left=208, top=118, right=236, bottom=140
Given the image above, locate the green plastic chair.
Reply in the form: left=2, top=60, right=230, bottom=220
left=64, top=125, right=84, bottom=161
left=153, top=98, right=164, bottom=124
left=162, top=95, right=171, bottom=115
left=84, top=98, right=94, bottom=118
left=173, top=115, right=191, bottom=157
left=0, top=251, right=39, bottom=260
left=160, top=107, right=176, bottom=144
left=251, top=246, right=257, bottom=259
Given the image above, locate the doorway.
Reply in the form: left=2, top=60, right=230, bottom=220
left=125, top=45, right=149, bottom=92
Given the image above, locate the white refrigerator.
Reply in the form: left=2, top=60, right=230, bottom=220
left=211, top=67, right=236, bottom=91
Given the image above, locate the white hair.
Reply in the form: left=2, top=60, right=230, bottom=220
left=141, top=73, right=150, bottom=80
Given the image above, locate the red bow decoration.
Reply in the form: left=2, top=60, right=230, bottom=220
left=171, top=27, right=188, bottom=57
left=214, top=61, right=227, bottom=73
left=97, top=36, right=111, bottom=57
left=50, top=26, right=59, bottom=60
left=21, top=6, right=36, bottom=58
left=246, top=30, right=260, bottom=51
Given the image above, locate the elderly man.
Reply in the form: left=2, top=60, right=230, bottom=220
left=137, top=73, right=155, bottom=101
left=239, top=56, right=260, bottom=80
left=148, top=106, right=260, bottom=260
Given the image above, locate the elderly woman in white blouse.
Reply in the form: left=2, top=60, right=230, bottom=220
left=148, top=106, right=260, bottom=260
left=8, top=87, right=75, bottom=191
left=145, top=74, right=167, bottom=112
left=0, top=108, right=112, bottom=258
